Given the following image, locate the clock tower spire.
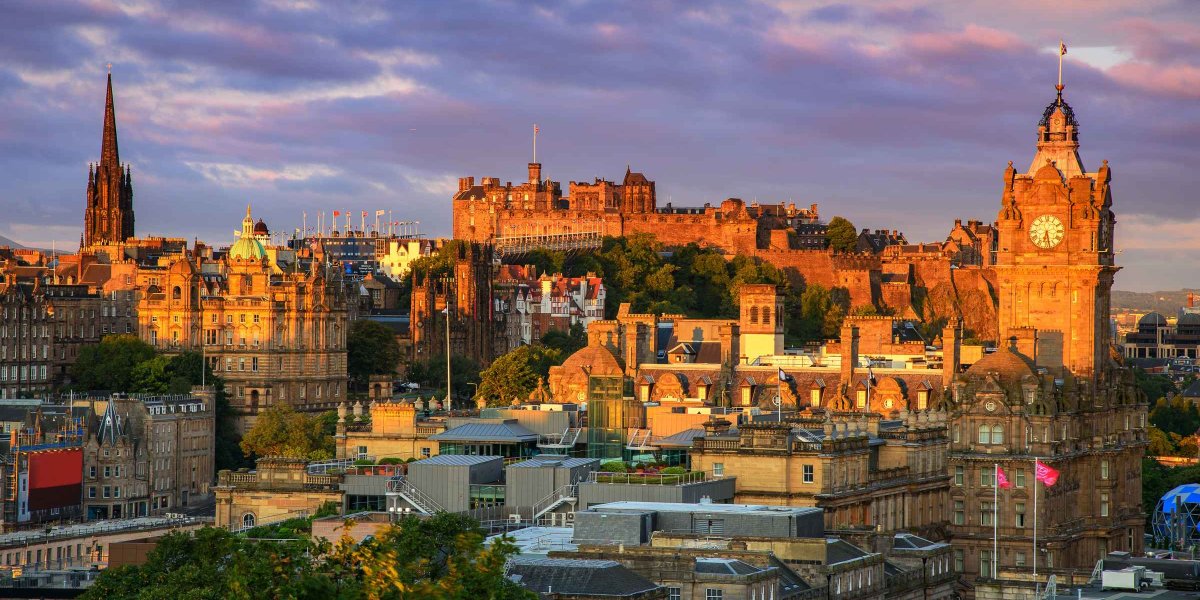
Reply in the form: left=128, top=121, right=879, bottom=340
left=993, top=82, right=1117, bottom=378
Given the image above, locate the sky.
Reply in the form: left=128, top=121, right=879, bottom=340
left=0, top=0, right=1197, bottom=291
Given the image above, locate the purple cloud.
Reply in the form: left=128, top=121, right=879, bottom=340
left=0, top=0, right=1195, bottom=292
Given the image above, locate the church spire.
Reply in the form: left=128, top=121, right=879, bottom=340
left=100, top=72, right=119, bottom=168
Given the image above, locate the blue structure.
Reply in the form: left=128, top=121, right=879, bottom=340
left=1153, top=483, right=1200, bottom=548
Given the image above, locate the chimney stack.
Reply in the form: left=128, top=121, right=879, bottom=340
left=942, top=318, right=961, bottom=388
left=528, top=162, right=542, bottom=186
left=841, top=324, right=860, bottom=384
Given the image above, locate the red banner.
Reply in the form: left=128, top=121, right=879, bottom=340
left=28, top=449, right=83, bottom=511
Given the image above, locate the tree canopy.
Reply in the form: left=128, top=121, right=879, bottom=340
left=70, top=335, right=157, bottom=392
left=347, top=320, right=401, bottom=391
left=239, top=404, right=334, bottom=460
left=476, top=345, right=563, bottom=407
left=82, top=513, right=534, bottom=600
left=825, top=216, right=858, bottom=253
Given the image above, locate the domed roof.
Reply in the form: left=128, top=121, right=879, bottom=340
left=1179, top=313, right=1200, bottom=327
left=253, top=219, right=269, bottom=236
left=1139, top=312, right=1168, bottom=327
left=229, top=236, right=266, bottom=261
left=964, top=345, right=1037, bottom=385
left=559, top=343, right=623, bottom=378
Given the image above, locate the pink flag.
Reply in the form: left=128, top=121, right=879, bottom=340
left=997, top=466, right=1013, bottom=489
left=1035, top=461, right=1059, bottom=486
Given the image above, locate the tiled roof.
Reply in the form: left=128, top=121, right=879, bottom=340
left=694, top=558, right=765, bottom=576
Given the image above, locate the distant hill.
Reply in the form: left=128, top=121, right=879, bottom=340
left=0, top=235, right=25, bottom=249
left=1112, top=289, right=1200, bottom=315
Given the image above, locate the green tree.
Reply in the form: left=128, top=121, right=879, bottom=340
left=825, top=216, right=858, bottom=253
left=83, top=514, right=535, bottom=600
left=796, top=284, right=848, bottom=342
left=541, top=323, right=586, bottom=355
left=347, top=319, right=401, bottom=392
left=476, top=346, right=564, bottom=406
left=406, top=354, right=482, bottom=405
left=239, top=404, right=334, bottom=460
left=70, top=335, right=156, bottom=392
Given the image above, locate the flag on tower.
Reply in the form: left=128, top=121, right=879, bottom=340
left=996, top=466, right=1013, bottom=489
left=1059, top=40, right=1067, bottom=56
left=333, top=210, right=340, bottom=217
left=1035, top=460, right=1059, bottom=486
left=778, top=368, right=789, bottom=382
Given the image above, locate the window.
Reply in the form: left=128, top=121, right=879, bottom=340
left=1016, top=552, right=1027, bottom=567
left=810, top=388, right=821, bottom=407
left=1100, top=493, right=1110, bottom=517
left=1015, top=469, right=1026, bottom=488
left=856, top=388, right=867, bottom=409
left=981, top=469, right=994, bottom=487
left=981, top=550, right=993, bottom=578
left=749, top=306, right=759, bottom=324
left=1015, top=502, right=1026, bottom=528
left=978, top=424, right=989, bottom=444
left=357, top=446, right=368, bottom=459
left=953, top=500, right=964, bottom=525
left=102, top=486, right=110, bottom=498
left=803, top=464, right=814, bottom=483
left=705, top=590, right=723, bottom=600
left=242, top=513, right=256, bottom=528
left=88, top=487, right=96, bottom=499
left=713, top=463, right=725, bottom=477
left=991, top=425, right=1004, bottom=445
left=420, top=447, right=431, bottom=458
left=667, top=588, right=681, bottom=600
left=981, top=502, right=993, bottom=526
left=954, top=550, right=964, bottom=573
left=979, top=424, right=1003, bottom=445
left=954, top=466, right=963, bottom=486
left=1101, top=460, right=1109, bottom=480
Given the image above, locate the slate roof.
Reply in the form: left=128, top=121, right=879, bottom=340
left=694, top=558, right=764, bottom=576
left=410, top=454, right=502, bottom=467
left=826, top=538, right=872, bottom=564
left=507, top=557, right=659, bottom=598
left=1182, top=380, right=1200, bottom=399
left=428, top=420, right=539, bottom=443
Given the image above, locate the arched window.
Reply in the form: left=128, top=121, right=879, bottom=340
left=749, top=306, right=759, bottom=324
left=990, top=425, right=1004, bottom=445
left=762, top=306, right=771, bottom=325
left=978, top=424, right=990, bottom=444
left=171, top=286, right=182, bottom=301
left=242, top=513, right=256, bottom=528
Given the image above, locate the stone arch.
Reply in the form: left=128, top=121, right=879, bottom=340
left=242, top=513, right=256, bottom=528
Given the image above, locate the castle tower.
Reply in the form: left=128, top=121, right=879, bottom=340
left=993, top=83, right=1116, bottom=377
left=738, top=284, right=784, bottom=364
left=84, top=73, right=135, bottom=247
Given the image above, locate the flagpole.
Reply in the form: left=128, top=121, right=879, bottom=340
left=1033, top=458, right=1038, bottom=580
left=994, top=463, right=999, bottom=579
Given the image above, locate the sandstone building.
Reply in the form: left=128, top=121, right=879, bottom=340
left=84, top=74, right=134, bottom=248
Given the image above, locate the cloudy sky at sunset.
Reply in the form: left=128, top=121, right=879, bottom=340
left=1, top=0, right=1197, bottom=291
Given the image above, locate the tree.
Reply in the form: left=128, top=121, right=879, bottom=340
left=476, top=346, right=563, bottom=406
left=347, top=319, right=401, bottom=391
left=239, top=404, right=334, bottom=460
left=796, top=284, right=848, bottom=342
left=70, top=335, right=156, bottom=392
left=825, top=216, right=858, bottom=253
left=406, top=354, right=482, bottom=405
left=83, top=514, right=535, bottom=600
left=541, top=323, right=586, bottom=355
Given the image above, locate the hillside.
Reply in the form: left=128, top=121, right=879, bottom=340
left=1112, top=289, right=1200, bottom=315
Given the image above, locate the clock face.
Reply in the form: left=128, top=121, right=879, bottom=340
left=884, top=398, right=894, bottom=409
left=1029, top=215, right=1064, bottom=249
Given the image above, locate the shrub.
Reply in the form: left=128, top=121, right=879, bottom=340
left=378, top=457, right=404, bottom=465
left=662, top=466, right=686, bottom=475
left=354, top=458, right=376, bottom=466
left=600, top=461, right=627, bottom=473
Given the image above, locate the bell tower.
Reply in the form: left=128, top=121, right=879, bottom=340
left=993, top=81, right=1117, bottom=377
left=84, top=71, right=135, bottom=247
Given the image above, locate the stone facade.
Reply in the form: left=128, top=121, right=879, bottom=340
left=410, top=241, right=504, bottom=370
left=213, top=458, right=343, bottom=530
left=335, top=400, right=444, bottom=461
left=81, top=391, right=215, bottom=520
left=135, top=209, right=349, bottom=431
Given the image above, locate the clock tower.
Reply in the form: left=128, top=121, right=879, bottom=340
left=993, top=84, right=1117, bottom=377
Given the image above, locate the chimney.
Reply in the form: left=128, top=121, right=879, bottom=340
left=1012, top=327, right=1038, bottom=362
left=841, top=324, right=859, bottom=384
left=942, top=319, right=961, bottom=388
left=528, top=162, right=542, bottom=185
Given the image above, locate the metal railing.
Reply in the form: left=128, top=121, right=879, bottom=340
left=532, top=484, right=578, bottom=520
left=231, top=510, right=309, bottom=534
left=586, top=470, right=707, bottom=485
left=385, top=476, right=444, bottom=514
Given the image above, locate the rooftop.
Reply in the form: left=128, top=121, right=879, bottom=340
left=508, top=456, right=599, bottom=469
left=586, top=501, right=822, bottom=517
left=409, top=454, right=503, bottom=467
left=507, top=556, right=660, bottom=598
left=428, top=420, right=538, bottom=443
left=694, top=557, right=767, bottom=576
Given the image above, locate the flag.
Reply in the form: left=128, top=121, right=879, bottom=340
left=1035, top=460, right=1059, bottom=486
left=333, top=210, right=340, bottom=217
left=1059, top=41, right=1067, bottom=56
left=778, top=368, right=789, bottom=382
left=362, top=211, right=368, bottom=217
left=997, top=466, right=1013, bottom=489
left=376, top=210, right=386, bottom=216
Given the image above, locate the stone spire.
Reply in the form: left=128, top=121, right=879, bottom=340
left=100, top=73, right=120, bottom=168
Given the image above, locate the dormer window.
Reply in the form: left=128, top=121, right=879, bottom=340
left=856, top=389, right=867, bottom=409
left=810, top=388, right=821, bottom=408
left=916, top=389, right=929, bottom=410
